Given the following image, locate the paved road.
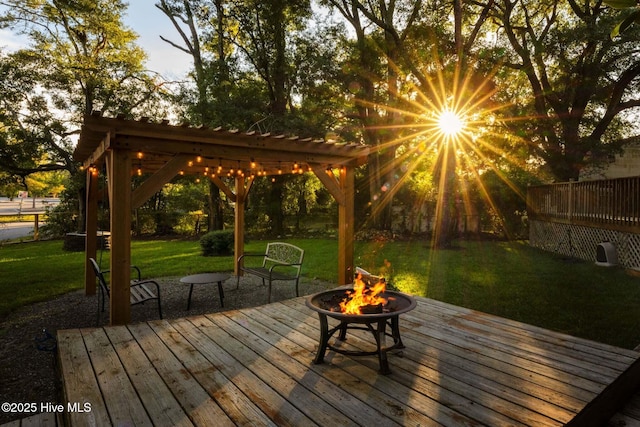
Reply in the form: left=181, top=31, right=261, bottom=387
left=0, top=222, right=37, bottom=241
left=0, top=197, right=59, bottom=241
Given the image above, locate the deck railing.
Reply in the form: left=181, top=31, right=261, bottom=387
left=527, top=176, right=640, bottom=233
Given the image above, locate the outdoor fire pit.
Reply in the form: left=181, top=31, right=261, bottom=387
left=306, top=277, right=416, bottom=374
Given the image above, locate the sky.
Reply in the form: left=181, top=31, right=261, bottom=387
left=123, top=1, right=192, bottom=78
left=0, top=1, right=192, bottom=78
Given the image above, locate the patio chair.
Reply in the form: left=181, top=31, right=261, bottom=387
left=89, top=258, right=162, bottom=324
left=236, top=242, right=304, bottom=303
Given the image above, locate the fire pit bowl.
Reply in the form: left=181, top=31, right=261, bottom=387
left=306, top=288, right=417, bottom=374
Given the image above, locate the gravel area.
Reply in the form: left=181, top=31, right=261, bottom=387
left=0, top=274, right=334, bottom=425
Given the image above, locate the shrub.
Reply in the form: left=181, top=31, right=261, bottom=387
left=200, top=229, right=234, bottom=256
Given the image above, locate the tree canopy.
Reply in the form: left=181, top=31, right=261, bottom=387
left=0, top=0, right=164, bottom=187
left=1, top=0, right=639, bottom=240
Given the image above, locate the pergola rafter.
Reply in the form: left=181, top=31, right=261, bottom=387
left=74, top=111, right=369, bottom=325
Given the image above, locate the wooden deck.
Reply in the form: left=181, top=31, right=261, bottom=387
left=56, top=296, right=640, bottom=426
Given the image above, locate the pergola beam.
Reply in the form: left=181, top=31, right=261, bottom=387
left=131, top=154, right=190, bottom=209
left=80, top=128, right=112, bottom=170
left=311, top=165, right=346, bottom=206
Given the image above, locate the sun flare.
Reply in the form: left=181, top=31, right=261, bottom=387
left=437, top=109, right=465, bottom=137
left=349, top=52, right=522, bottom=254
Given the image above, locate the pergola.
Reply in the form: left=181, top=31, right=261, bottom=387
left=74, top=111, right=370, bottom=324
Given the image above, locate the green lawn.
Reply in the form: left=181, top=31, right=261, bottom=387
left=1, top=238, right=639, bottom=349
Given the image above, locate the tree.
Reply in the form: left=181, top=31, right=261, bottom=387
left=156, top=0, right=232, bottom=231
left=491, top=0, right=640, bottom=181
left=323, top=0, right=497, bottom=247
left=322, top=0, right=423, bottom=230
left=0, top=0, right=163, bottom=189
left=604, top=0, right=640, bottom=38
left=1, top=0, right=165, bottom=232
left=0, top=50, right=76, bottom=189
left=1, top=0, right=160, bottom=116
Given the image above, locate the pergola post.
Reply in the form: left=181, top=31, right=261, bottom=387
left=338, top=167, right=355, bottom=285
left=312, top=165, right=354, bottom=285
left=232, top=175, right=253, bottom=275
left=106, top=149, right=132, bottom=325
left=84, top=165, right=98, bottom=295
left=234, top=175, right=246, bottom=276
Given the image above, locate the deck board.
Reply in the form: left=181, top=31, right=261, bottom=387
left=57, top=296, right=640, bottom=426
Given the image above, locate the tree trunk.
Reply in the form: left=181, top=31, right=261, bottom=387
left=268, top=176, right=285, bottom=236
left=433, top=140, right=457, bottom=248
left=207, top=180, right=224, bottom=231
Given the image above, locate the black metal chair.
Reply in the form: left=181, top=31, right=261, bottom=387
left=236, top=242, right=304, bottom=303
left=89, top=258, right=162, bottom=324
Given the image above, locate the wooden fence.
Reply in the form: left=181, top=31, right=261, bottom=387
left=527, top=176, right=640, bottom=233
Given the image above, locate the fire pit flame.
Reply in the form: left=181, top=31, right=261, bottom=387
left=340, top=274, right=388, bottom=315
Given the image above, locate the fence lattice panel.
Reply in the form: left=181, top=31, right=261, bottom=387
left=530, top=220, right=640, bottom=269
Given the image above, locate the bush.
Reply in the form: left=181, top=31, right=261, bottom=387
left=200, top=230, right=234, bottom=256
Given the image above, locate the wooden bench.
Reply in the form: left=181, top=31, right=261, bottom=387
left=89, top=258, right=162, bottom=323
left=236, top=242, right=304, bottom=303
